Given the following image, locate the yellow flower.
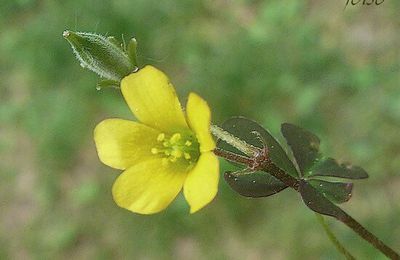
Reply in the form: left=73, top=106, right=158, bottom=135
left=94, top=65, right=219, bottom=214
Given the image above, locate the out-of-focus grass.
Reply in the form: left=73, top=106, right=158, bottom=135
left=1, top=0, right=399, bottom=259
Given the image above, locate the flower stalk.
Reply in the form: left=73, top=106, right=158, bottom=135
left=210, top=125, right=259, bottom=157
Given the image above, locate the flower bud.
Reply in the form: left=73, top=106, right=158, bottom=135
left=63, top=30, right=137, bottom=81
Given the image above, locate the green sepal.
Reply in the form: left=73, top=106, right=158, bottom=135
left=308, top=179, right=353, bottom=204
left=218, top=117, right=299, bottom=178
left=127, top=38, right=138, bottom=67
left=224, top=169, right=288, bottom=198
left=106, top=36, right=123, bottom=49
left=63, top=30, right=136, bottom=81
left=96, top=79, right=120, bottom=90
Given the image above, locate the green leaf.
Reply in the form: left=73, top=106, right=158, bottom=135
left=299, top=180, right=346, bottom=218
left=218, top=117, right=299, bottom=178
left=308, top=179, right=353, bottom=204
left=310, top=158, right=368, bottom=179
left=224, top=170, right=288, bottom=198
left=281, top=123, right=322, bottom=174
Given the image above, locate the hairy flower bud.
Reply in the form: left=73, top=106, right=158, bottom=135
left=63, top=30, right=137, bottom=81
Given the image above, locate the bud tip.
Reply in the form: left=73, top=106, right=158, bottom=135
left=62, top=30, right=70, bottom=38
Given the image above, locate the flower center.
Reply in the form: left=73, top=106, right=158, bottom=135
left=151, top=132, right=200, bottom=166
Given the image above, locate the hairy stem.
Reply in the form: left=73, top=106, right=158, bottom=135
left=210, top=125, right=259, bottom=157
left=213, top=147, right=253, bottom=166
left=263, top=161, right=399, bottom=259
left=337, top=211, right=399, bottom=260
left=261, top=159, right=300, bottom=191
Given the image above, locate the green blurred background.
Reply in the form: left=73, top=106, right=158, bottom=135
left=1, top=0, right=399, bottom=259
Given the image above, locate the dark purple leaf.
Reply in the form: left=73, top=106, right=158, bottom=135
left=281, top=123, right=322, bottom=175
left=310, top=158, right=368, bottom=179
left=308, top=179, right=353, bottom=204
left=224, top=170, right=288, bottom=198
left=299, top=180, right=345, bottom=218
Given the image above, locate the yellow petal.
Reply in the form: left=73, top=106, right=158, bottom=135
left=94, top=118, right=160, bottom=170
left=112, top=158, right=187, bottom=214
left=186, top=92, right=215, bottom=152
left=183, top=152, right=219, bottom=213
left=121, top=65, right=188, bottom=133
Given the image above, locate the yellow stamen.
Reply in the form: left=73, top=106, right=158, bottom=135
left=184, top=152, right=191, bottom=160
left=170, top=133, right=181, bottom=144
left=157, top=133, right=165, bottom=142
left=151, top=131, right=198, bottom=165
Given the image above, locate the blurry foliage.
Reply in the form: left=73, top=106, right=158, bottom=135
left=0, top=0, right=399, bottom=259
